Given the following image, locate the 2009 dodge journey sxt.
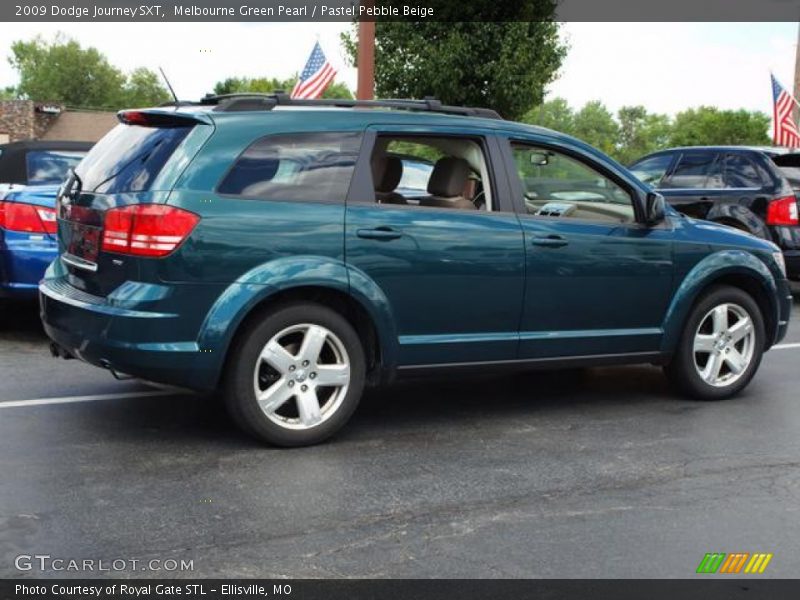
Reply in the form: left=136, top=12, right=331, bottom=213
left=40, top=93, right=793, bottom=446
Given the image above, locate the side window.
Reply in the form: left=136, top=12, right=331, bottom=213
left=629, top=154, right=672, bottom=187
left=661, top=152, right=722, bottom=189
left=511, top=143, right=635, bottom=223
left=370, top=136, right=493, bottom=211
left=724, top=154, right=765, bottom=188
left=218, top=132, right=361, bottom=202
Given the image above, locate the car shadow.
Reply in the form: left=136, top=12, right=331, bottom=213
left=47, top=364, right=678, bottom=452
left=0, top=299, right=46, bottom=341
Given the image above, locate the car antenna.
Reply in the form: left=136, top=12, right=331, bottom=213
left=159, top=66, right=180, bottom=105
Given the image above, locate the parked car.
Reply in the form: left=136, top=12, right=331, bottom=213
left=0, top=184, right=60, bottom=299
left=0, top=140, right=92, bottom=196
left=1, top=141, right=92, bottom=299
left=41, top=95, right=791, bottom=446
left=630, top=146, right=800, bottom=280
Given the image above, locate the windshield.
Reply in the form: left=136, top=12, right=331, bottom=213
left=75, top=124, right=192, bottom=194
left=26, top=150, right=86, bottom=185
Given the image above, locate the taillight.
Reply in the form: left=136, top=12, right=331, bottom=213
left=0, top=201, right=57, bottom=234
left=101, top=205, right=199, bottom=257
left=766, top=196, right=799, bottom=226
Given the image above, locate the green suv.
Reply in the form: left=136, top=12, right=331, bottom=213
left=41, top=94, right=792, bottom=446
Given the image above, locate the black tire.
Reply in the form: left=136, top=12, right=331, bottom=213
left=223, top=302, right=366, bottom=447
left=664, top=285, right=765, bottom=400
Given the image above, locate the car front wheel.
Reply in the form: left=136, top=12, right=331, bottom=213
left=665, top=285, right=765, bottom=400
left=224, top=303, right=366, bottom=446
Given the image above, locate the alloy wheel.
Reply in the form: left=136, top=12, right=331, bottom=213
left=692, top=303, right=756, bottom=388
left=252, top=323, right=351, bottom=430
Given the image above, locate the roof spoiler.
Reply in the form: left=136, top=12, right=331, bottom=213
left=117, top=109, right=213, bottom=127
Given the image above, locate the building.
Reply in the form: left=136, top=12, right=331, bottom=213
left=0, top=100, right=117, bottom=144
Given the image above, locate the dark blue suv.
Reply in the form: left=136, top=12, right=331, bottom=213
left=40, top=95, right=792, bottom=446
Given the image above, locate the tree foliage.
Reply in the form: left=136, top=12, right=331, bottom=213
left=668, top=106, right=771, bottom=147
left=7, top=34, right=170, bottom=109
left=524, top=98, right=772, bottom=164
left=341, top=2, right=566, bottom=121
left=213, top=76, right=353, bottom=99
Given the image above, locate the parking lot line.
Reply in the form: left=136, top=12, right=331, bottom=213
left=0, top=390, right=183, bottom=409
left=772, top=342, right=800, bottom=350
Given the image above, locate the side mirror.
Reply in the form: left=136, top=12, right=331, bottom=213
left=644, top=192, right=666, bottom=226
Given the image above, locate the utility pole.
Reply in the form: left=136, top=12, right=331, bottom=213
left=356, top=3, right=375, bottom=100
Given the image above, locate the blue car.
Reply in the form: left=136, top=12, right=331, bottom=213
left=0, top=184, right=62, bottom=298
left=1, top=141, right=91, bottom=299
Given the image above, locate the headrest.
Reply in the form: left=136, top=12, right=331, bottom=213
left=427, top=157, right=471, bottom=198
left=372, top=155, right=403, bottom=193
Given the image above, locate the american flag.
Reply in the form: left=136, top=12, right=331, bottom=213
left=771, top=74, right=800, bottom=148
left=290, top=42, right=337, bottom=100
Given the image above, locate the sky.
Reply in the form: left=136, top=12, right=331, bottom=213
left=0, top=22, right=796, bottom=116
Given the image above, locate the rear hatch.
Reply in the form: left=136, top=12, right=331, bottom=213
left=57, top=110, right=211, bottom=296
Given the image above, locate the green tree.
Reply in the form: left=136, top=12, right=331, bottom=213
left=212, top=76, right=353, bottom=99
left=522, top=97, right=574, bottom=133
left=341, top=2, right=565, bottom=120
left=572, top=101, right=619, bottom=156
left=9, top=34, right=169, bottom=109
left=119, top=67, right=171, bottom=107
left=669, top=106, right=770, bottom=147
left=616, top=105, right=672, bottom=164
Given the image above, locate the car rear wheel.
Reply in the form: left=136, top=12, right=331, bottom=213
left=665, top=286, right=765, bottom=400
left=224, top=303, right=365, bottom=446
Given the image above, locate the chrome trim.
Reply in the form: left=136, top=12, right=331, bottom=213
left=61, top=253, right=98, bottom=272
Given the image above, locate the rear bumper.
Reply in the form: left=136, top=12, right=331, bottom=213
left=40, top=276, right=221, bottom=391
left=774, top=278, right=792, bottom=346
left=0, top=231, right=57, bottom=298
left=770, top=225, right=800, bottom=279
left=781, top=249, right=800, bottom=280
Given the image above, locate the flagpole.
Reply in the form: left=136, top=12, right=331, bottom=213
left=794, top=22, right=800, bottom=127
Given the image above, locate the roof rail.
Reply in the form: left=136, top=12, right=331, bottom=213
left=199, top=92, right=503, bottom=120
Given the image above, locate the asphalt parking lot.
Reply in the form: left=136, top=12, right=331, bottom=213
left=1, top=295, right=800, bottom=579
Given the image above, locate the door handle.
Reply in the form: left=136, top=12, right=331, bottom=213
left=531, top=234, right=568, bottom=248
left=356, top=227, right=402, bottom=241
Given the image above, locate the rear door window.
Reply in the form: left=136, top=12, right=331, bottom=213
left=723, top=154, right=765, bottom=188
left=218, top=132, right=361, bottom=202
left=661, top=152, right=723, bottom=189
left=75, top=124, right=192, bottom=194
left=26, top=150, right=86, bottom=185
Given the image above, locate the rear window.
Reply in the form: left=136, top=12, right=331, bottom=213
left=75, top=124, right=191, bottom=194
left=218, top=132, right=361, bottom=202
left=26, top=150, right=86, bottom=185
left=723, top=154, right=765, bottom=188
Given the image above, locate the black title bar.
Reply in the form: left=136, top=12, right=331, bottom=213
left=3, top=0, right=800, bottom=22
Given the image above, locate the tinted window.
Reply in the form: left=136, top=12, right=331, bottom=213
left=512, top=143, right=634, bottom=223
left=26, top=150, right=86, bottom=185
left=724, top=154, right=765, bottom=188
left=630, top=154, right=672, bottom=187
left=219, top=132, right=361, bottom=202
left=662, top=152, right=722, bottom=189
left=76, top=124, right=192, bottom=194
